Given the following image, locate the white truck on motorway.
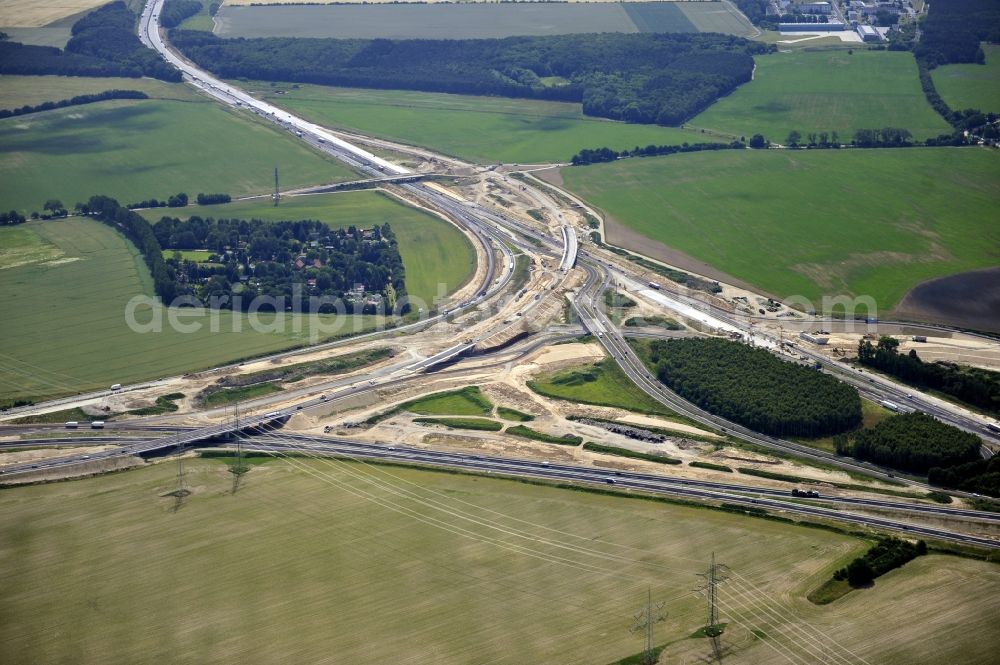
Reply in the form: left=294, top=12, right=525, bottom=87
left=880, top=400, right=900, bottom=412
left=647, top=282, right=661, bottom=290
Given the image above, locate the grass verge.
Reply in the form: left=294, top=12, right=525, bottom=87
left=507, top=425, right=582, bottom=445
left=583, top=442, right=682, bottom=465
left=414, top=417, right=503, bottom=432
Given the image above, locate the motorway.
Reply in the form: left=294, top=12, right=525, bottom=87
left=3, top=0, right=996, bottom=550
left=231, top=428, right=1000, bottom=549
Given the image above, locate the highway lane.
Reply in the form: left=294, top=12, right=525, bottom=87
left=138, top=0, right=993, bottom=457
left=602, top=262, right=1000, bottom=447
left=569, top=261, right=960, bottom=488
left=234, top=432, right=1000, bottom=549
left=0, top=332, right=578, bottom=476
left=7, top=0, right=989, bottom=535
left=262, top=431, right=1000, bottom=523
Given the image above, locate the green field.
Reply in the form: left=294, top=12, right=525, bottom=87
left=402, top=386, right=493, bottom=416
left=0, top=97, right=355, bottom=215
left=245, top=83, right=720, bottom=164
left=141, top=191, right=475, bottom=306
left=644, top=1, right=757, bottom=37
left=414, top=416, right=503, bottom=431
left=0, top=25, right=72, bottom=47
left=162, top=249, right=215, bottom=262
left=689, top=50, right=952, bottom=141
left=0, top=74, right=202, bottom=109
left=528, top=359, right=676, bottom=417
left=2, top=458, right=998, bottom=664
left=215, top=1, right=753, bottom=39
left=178, top=0, right=217, bottom=32
left=931, top=44, right=1000, bottom=114
left=0, top=218, right=385, bottom=405
left=562, top=148, right=1000, bottom=311
left=216, top=2, right=641, bottom=39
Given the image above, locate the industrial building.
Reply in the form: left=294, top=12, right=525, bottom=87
left=856, top=24, right=882, bottom=41
left=800, top=1, right=833, bottom=13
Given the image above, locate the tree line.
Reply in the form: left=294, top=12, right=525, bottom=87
left=832, top=537, right=926, bottom=588
left=0, top=89, right=148, bottom=119
left=570, top=140, right=743, bottom=165
left=196, top=193, right=231, bottom=205
left=858, top=337, right=999, bottom=416
left=0, top=210, right=27, bottom=226
left=642, top=338, right=862, bottom=438
left=82, top=195, right=178, bottom=302
left=0, top=2, right=180, bottom=81
left=127, top=192, right=190, bottom=209
left=170, top=30, right=773, bottom=126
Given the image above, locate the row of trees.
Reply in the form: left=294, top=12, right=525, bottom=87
left=126, top=192, right=190, bottom=209
left=82, top=195, right=178, bottom=302
left=0, top=2, right=180, bottom=81
left=570, top=140, right=743, bottom=166
left=0, top=89, right=148, bottom=119
left=858, top=337, right=999, bottom=416
left=837, top=411, right=981, bottom=475
left=644, top=338, right=862, bottom=438
left=159, top=0, right=203, bottom=29
left=170, top=30, right=772, bottom=126
left=196, top=193, right=231, bottom=205
left=0, top=210, right=27, bottom=226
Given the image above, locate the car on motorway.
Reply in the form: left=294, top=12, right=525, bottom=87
left=605, top=478, right=616, bottom=485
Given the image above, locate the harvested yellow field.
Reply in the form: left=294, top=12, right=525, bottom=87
left=0, top=0, right=109, bottom=27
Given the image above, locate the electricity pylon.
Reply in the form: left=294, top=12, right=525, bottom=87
left=630, top=588, right=667, bottom=665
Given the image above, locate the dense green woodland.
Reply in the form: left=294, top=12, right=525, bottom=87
left=0, top=2, right=180, bottom=81
left=858, top=338, right=1000, bottom=416
left=839, top=412, right=981, bottom=474
left=912, top=0, right=1000, bottom=133
left=640, top=338, right=862, bottom=437
left=170, top=30, right=771, bottom=126
left=153, top=216, right=406, bottom=311
left=928, top=456, right=1000, bottom=497
left=159, top=0, right=203, bottom=29
left=915, top=0, right=1000, bottom=67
